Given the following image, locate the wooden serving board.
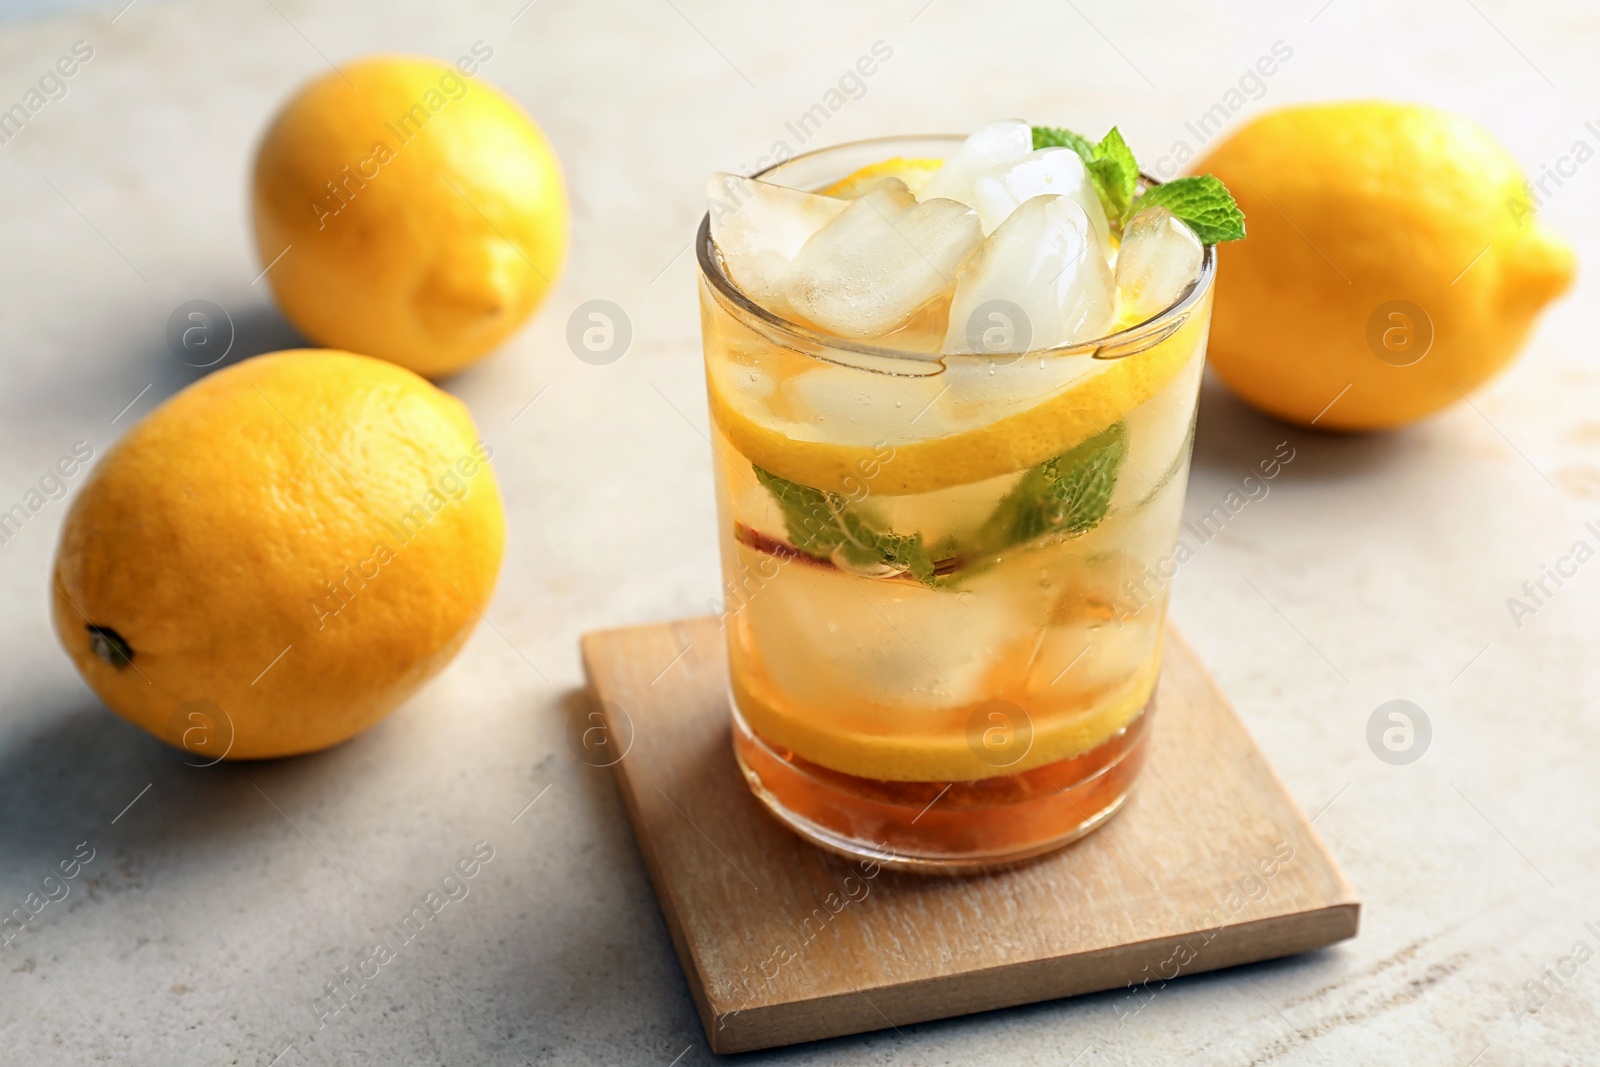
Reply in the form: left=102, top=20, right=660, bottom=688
left=579, top=617, right=1359, bottom=1054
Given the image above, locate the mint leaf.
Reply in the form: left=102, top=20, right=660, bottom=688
left=753, top=465, right=936, bottom=586
left=1032, top=124, right=1095, bottom=157
left=970, top=422, right=1128, bottom=556
left=1086, top=127, right=1138, bottom=221
left=1130, top=174, right=1245, bottom=244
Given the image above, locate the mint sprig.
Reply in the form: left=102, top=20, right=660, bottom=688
left=1084, top=128, right=1138, bottom=222
left=753, top=465, right=937, bottom=586
left=1129, top=175, right=1246, bottom=244
left=750, top=421, right=1127, bottom=588
left=1032, top=124, right=1245, bottom=245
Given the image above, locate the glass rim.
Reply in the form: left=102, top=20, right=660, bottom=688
left=695, top=132, right=1217, bottom=365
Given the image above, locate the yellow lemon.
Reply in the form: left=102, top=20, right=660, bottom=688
left=252, top=54, right=568, bottom=379
left=1197, top=101, right=1574, bottom=429
left=51, top=350, right=506, bottom=759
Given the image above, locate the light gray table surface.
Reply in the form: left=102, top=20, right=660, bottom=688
left=2, top=1, right=1597, bottom=1063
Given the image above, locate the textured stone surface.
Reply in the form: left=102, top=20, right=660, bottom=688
left=0, top=1, right=1595, bottom=1064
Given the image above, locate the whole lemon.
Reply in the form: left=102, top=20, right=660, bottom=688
left=252, top=54, right=568, bottom=378
left=51, top=350, right=505, bottom=759
left=1198, top=101, right=1574, bottom=429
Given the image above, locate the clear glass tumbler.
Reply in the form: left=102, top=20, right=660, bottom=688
left=697, top=136, right=1215, bottom=872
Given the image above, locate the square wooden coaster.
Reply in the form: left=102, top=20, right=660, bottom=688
left=580, top=617, right=1359, bottom=1054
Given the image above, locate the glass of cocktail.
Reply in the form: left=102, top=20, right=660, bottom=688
left=696, top=122, right=1236, bottom=872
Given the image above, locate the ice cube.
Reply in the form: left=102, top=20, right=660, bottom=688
left=742, top=556, right=1025, bottom=713
left=707, top=172, right=847, bottom=312
left=919, top=120, right=1033, bottom=207
left=942, top=194, right=1115, bottom=356
left=783, top=178, right=983, bottom=339
left=1026, top=578, right=1164, bottom=699
left=1114, top=206, right=1204, bottom=323
left=783, top=362, right=947, bottom=444
left=971, top=148, right=1112, bottom=251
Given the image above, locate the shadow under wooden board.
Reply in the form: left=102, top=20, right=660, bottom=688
left=580, top=616, right=1359, bottom=1054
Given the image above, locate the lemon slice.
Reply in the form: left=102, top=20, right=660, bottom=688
left=731, top=645, right=1160, bottom=781
left=706, top=293, right=1210, bottom=497
left=821, top=156, right=945, bottom=199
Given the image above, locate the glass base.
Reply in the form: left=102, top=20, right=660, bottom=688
left=730, top=695, right=1152, bottom=874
